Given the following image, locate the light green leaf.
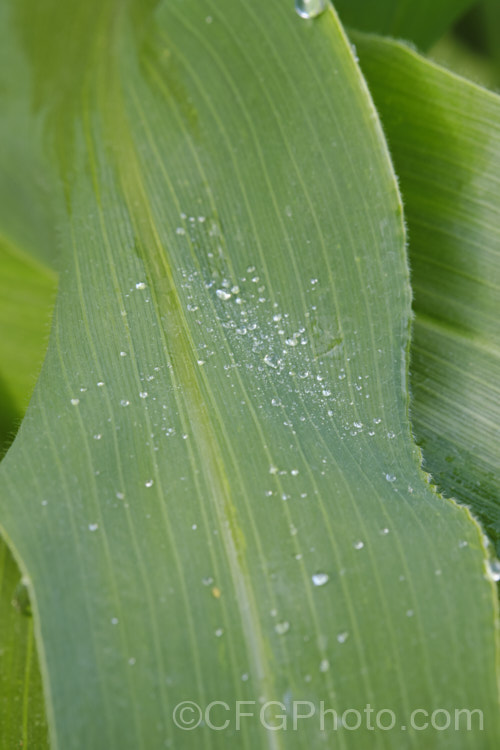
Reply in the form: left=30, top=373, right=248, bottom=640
left=334, top=0, right=475, bottom=49
left=1, top=2, right=499, bottom=748
left=0, top=238, right=57, bottom=420
left=0, top=540, right=48, bottom=748
left=355, top=32, right=500, bottom=554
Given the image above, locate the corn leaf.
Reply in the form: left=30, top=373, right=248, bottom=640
left=1, top=2, right=499, bottom=748
left=334, top=0, right=476, bottom=50
left=355, top=32, right=500, bottom=555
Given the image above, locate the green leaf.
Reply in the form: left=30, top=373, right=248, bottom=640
left=1, top=1, right=499, bottom=748
left=0, top=539, right=48, bottom=748
left=354, top=32, right=500, bottom=555
left=0, top=238, right=57, bottom=419
left=334, top=0, right=476, bottom=50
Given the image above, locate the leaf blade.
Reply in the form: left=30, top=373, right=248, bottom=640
left=0, top=2, right=499, bottom=748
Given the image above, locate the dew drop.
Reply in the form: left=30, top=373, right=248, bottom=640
left=88, top=523, right=99, bottom=532
left=312, top=573, right=329, bottom=587
left=385, top=473, right=396, bottom=482
left=487, top=559, right=500, bottom=582
left=275, top=621, right=290, bottom=635
left=120, top=399, right=130, bottom=407
left=128, top=657, right=136, bottom=666
left=120, top=351, right=127, bottom=357
left=295, top=0, right=327, bottom=18
left=319, top=658, right=330, bottom=673
left=139, top=391, right=148, bottom=399
left=337, top=631, right=349, bottom=643
left=145, top=479, right=154, bottom=488
left=215, top=628, right=224, bottom=637
left=93, top=434, right=102, bottom=440
left=263, top=354, right=278, bottom=368
left=111, top=617, right=119, bottom=625
left=353, top=540, right=364, bottom=550
left=135, top=282, right=146, bottom=290
left=216, top=289, right=232, bottom=301
left=97, top=381, right=105, bottom=387
left=70, top=398, right=80, bottom=406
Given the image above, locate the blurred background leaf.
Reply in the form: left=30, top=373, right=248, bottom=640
left=334, top=0, right=477, bottom=49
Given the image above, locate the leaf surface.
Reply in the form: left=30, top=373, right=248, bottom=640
left=1, top=2, right=499, bottom=748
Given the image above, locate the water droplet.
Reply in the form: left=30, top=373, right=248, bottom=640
left=139, top=391, right=148, bottom=399
left=291, top=469, right=299, bottom=476
left=70, top=398, right=80, bottom=406
left=135, top=282, right=146, bottom=290
left=295, top=0, right=327, bottom=19
left=145, top=479, right=154, bottom=488
left=120, top=399, right=130, bottom=407
left=111, top=617, right=119, bottom=625
left=385, top=473, right=396, bottom=482
left=215, top=628, right=224, bottom=637
left=97, top=381, right=105, bottom=387
left=353, top=540, right=364, bottom=550
left=487, top=559, right=500, bottom=582
left=202, top=576, right=214, bottom=586
left=319, top=658, right=330, bottom=672
left=380, top=527, right=390, bottom=535
left=275, top=621, right=290, bottom=635
left=406, top=609, right=414, bottom=617
left=93, top=434, right=102, bottom=440
left=337, top=631, right=349, bottom=643
left=88, top=523, right=99, bottom=532
left=120, top=351, right=127, bottom=357
left=116, top=492, right=125, bottom=500
left=312, top=573, right=329, bottom=587
left=216, top=289, right=232, bottom=301
left=458, top=540, right=468, bottom=548
left=176, top=227, right=186, bottom=235
left=263, top=354, right=279, bottom=368
left=241, top=673, right=249, bottom=681
left=269, top=464, right=279, bottom=475
left=387, top=431, right=396, bottom=439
